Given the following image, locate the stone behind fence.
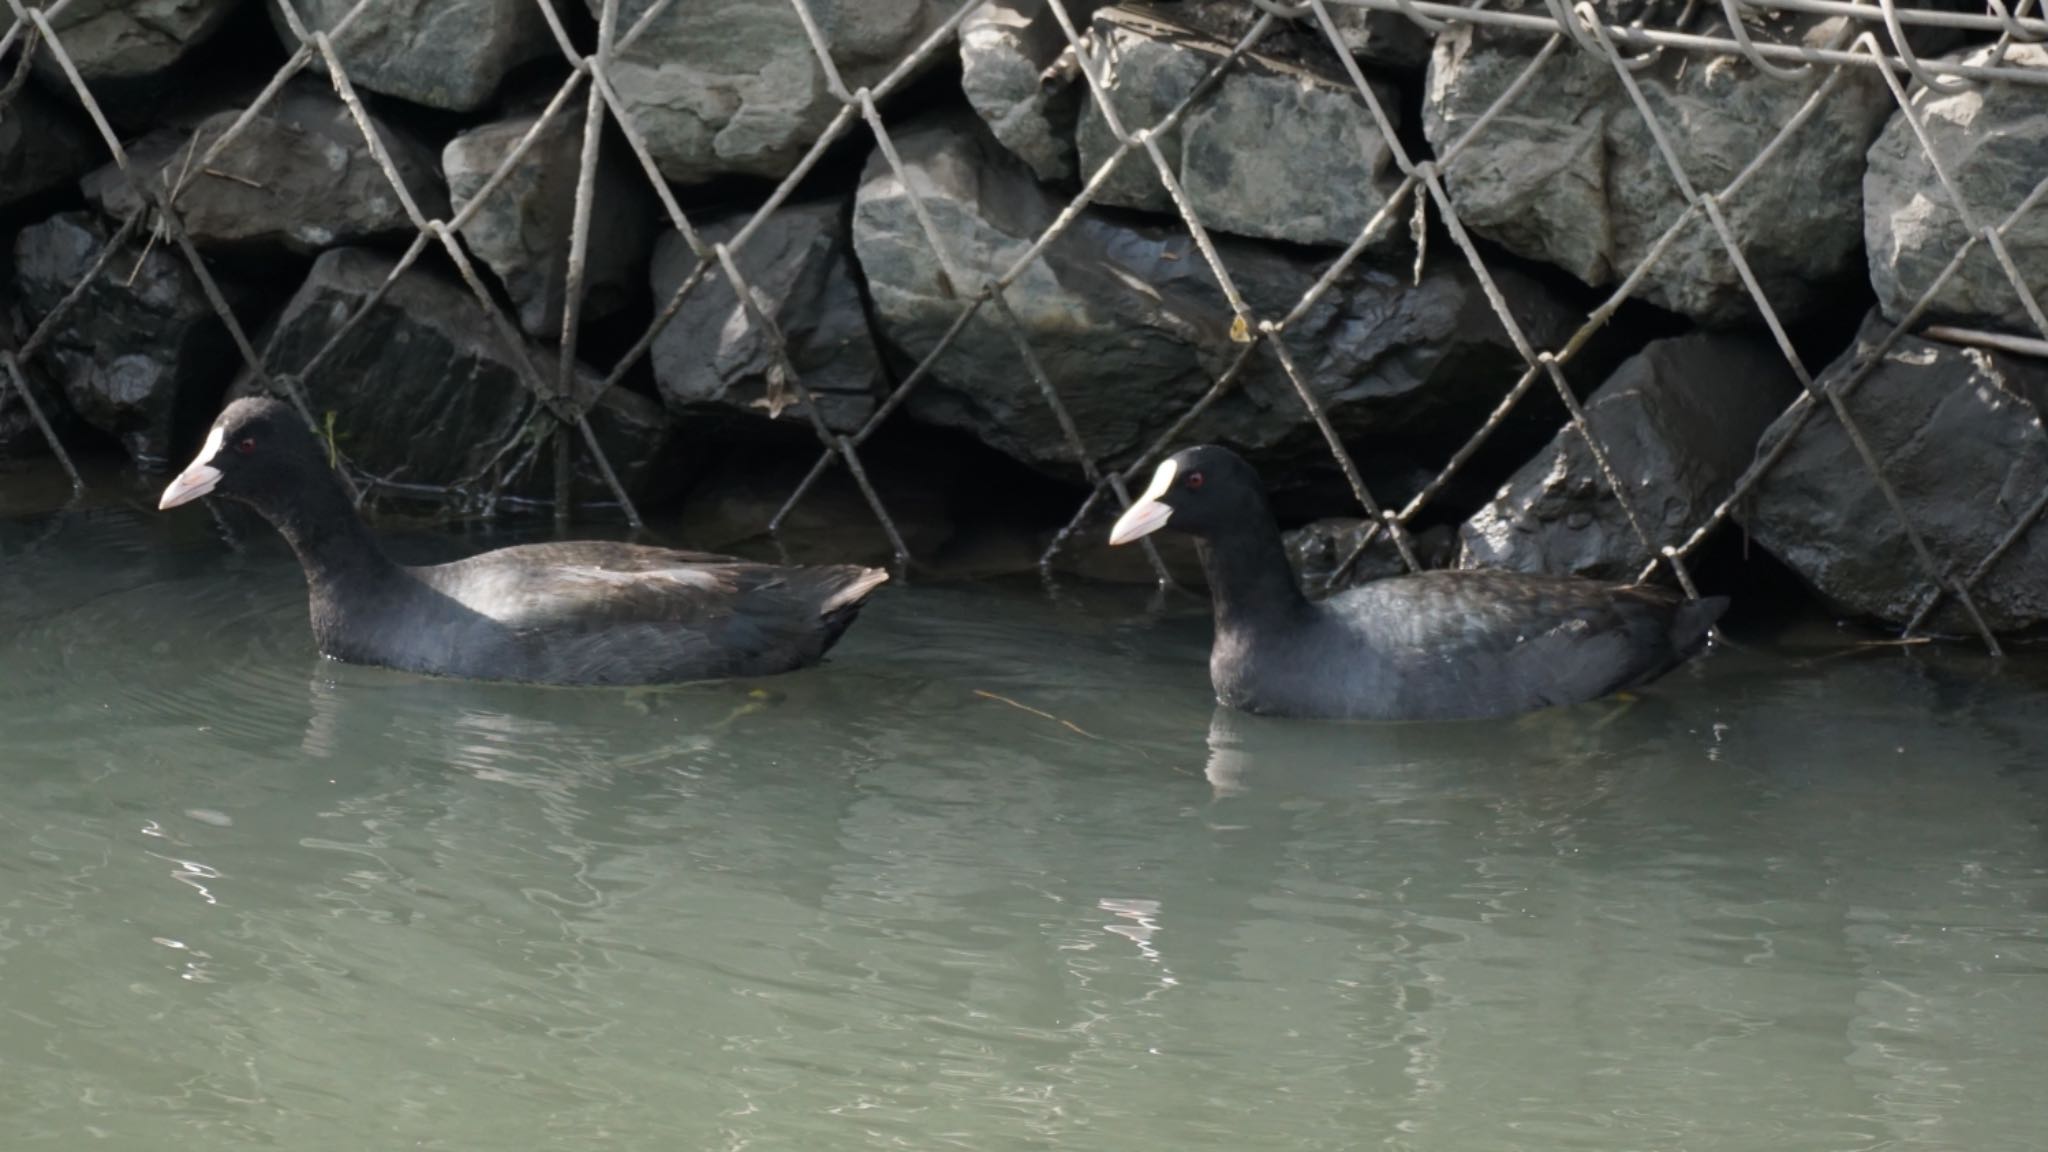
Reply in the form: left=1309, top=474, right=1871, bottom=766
left=2, top=0, right=2047, bottom=650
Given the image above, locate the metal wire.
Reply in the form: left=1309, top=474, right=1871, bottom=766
left=7, top=0, right=2046, bottom=649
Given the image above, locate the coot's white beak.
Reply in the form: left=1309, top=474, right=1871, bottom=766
left=1108, top=458, right=1177, bottom=546
left=159, top=426, right=226, bottom=510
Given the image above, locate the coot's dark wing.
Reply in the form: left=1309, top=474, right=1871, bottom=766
left=415, top=541, right=883, bottom=633
left=1331, top=570, right=1677, bottom=650
left=473, top=541, right=739, bottom=568
left=397, top=541, right=888, bottom=684
left=1328, top=570, right=1722, bottom=711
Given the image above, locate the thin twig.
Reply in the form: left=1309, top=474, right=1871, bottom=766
left=1799, top=636, right=1937, bottom=665
left=200, top=168, right=267, bottom=189
left=973, top=689, right=1100, bottom=739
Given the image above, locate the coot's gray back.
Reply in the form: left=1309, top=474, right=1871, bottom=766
left=1217, top=570, right=1726, bottom=722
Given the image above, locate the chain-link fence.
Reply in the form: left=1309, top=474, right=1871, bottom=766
left=3, top=0, right=2046, bottom=653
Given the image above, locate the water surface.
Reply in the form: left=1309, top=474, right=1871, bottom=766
left=3, top=491, right=2046, bottom=1150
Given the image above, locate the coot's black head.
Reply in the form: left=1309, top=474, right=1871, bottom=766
left=158, top=396, right=329, bottom=516
left=1107, top=445, right=1269, bottom=546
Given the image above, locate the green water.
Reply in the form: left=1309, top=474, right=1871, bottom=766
left=3, top=491, right=2047, bottom=1150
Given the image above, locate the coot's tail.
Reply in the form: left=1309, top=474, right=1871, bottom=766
left=1670, top=594, right=1730, bottom=659
left=1610, top=591, right=1729, bottom=696
left=817, top=566, right=891, bottom=652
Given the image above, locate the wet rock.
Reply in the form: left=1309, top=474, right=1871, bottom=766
left=1425, top=0, right=1892, bottom=324
left=599, top=0, right=951, bottom=183
left=962, top=1, right=1423, bottom=185
left=1459, top=332, right=1799, bottom=581
left=1132, top=0, right=1432, bottom=71
left=1323, top=4, right=1432, bottom=71
left=236, top=248, right=674, bottom=503
left=0, top=292, right=78, bottom=460
left=1866, top=43, right=2048, bottom=336
left=852, top=111, right=1573, bottom=480
left=81, top=80, right=446, bottom=256
left=1285, top=519, right=1455, bottom=593
left=444, top=106, right=655, bottom=339
left=649, top=198, right=881, bottom=436
left=11, top=212, right=240, bottom=470
left=272, top=0, right=553, bottom=113
left=30, top=0, right=240, bottom=86
left=0, top=381, right=74, bottom=460
left=0, top=88, right=95, bottom=211
left=962, top=0, right=1080, bottom=182
left=1738, top=313, right=2048, bottom=634
left=0, top=395, right=78, bottom=469
left=960, top=0, right=1113, bottom=182
left=666, top=442, right=955, bottom=565
left=573, top=373, right=678, bottom=509
left=1074, top=6, right=1402, bottom=248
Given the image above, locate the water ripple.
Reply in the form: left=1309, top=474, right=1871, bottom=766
left=1, top=510, right=2047, bottom=1148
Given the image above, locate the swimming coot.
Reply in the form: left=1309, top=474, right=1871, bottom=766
left=159, top=397, right=888, bottom=686
left=1108, top=445, right=1727, bottom=721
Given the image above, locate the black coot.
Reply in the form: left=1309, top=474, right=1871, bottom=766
left=1108, top=445, right=1727, bottom=721
left=159, top=397, right=888, bottom=686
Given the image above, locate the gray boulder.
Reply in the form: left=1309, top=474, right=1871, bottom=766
left=1425, top=0, right=1893, bottom=324
left=0, top=379, right=75, bottom=461
left=1074, top=6, right=1402, bottom=248
left=1738, top=313, right=2048, bottom=634
left=959, top=0, right=1105, bottom=182
left=1866, top=43, right=2048, bottom=336
left=1323, top=4, right=1432, bottom=71
left=29, top=0, right=239, bottom=85
left=1120, top=0, right=1432, bottom=71
left=11, top=212, right=240, bottom=471
left=1286, top=520, right=1455, bottom=592
left=853, top=112, right=1574, bottom=480
left=650, top=199, right=881, bottom=436
left=1459, top=332, right=1799, bottom=581
left=0, top=298, right=78, bottom=461
left=0, top=88, right=95, bottom=210
left=962, top=1, right=1423, bottom=186
left=444, top=107, right=655, bottom=339
left=82, top=80, right=446, bottom=256
left=599, top=0, right=951, bottom=183
left=271, top=0, right=553, bottom=113
left=238, top=248, right=674, bottom=503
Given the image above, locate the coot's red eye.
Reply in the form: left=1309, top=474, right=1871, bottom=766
left=236, top=438, right=257, bottom=456
left=1185, top=471, right=1204, bottom=490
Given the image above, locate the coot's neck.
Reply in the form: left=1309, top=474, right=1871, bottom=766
left=256, top=466, right=404, bottom=595
left=1194, top=505, right=1310, bottom=632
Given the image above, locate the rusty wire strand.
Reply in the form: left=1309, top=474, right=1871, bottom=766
left=0, top=23, right=36, bottom=118
left=1328, top=0, right=2048, bottom=81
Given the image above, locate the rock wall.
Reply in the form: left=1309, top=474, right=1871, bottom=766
left=4, top=2, right=2045, bottom=632
left=1738, top=313, right=2048, bottom=635
left=1459, top=332, right=1800, bottom=582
